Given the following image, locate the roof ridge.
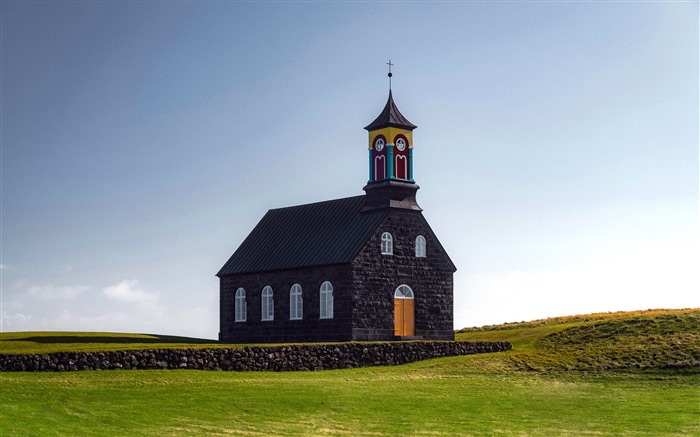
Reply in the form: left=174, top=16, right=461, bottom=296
left=268, top=195, right=364, bottom=212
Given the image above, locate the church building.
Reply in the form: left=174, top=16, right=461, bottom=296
left=218, top=82, right=456, bottom=343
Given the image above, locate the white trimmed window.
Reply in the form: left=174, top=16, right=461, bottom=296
left=290, top=283, right=303, bottom=320
left=235, top=288, right=246, bottom=322
left=381, top=232, right=393, bottom=255
left=395, top=284, right=414, bottom=299
left=320, top=281, right=334, bottom=319
left=261, top=286, right=274, bottom=321
left=415, top=235, right=426, bottom=258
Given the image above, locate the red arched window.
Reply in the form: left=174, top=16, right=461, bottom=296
left=375, top=155, right=386, bottom=180
left=373, top=135, right=387, bottom=180
left=394, top=135, right=409, bottom=180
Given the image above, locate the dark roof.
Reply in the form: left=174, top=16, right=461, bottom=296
left=364, top=90, right=417, bottom=132
left=218, top=196, right=388, bottom=276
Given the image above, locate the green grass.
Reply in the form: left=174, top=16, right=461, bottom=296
left=454, top=308, right=700, bottom=372
left=2, top=308, right=699, bottom=436
left=0, top=332, right=220, bottom=354
left=2, top=363, right=698, bottom=436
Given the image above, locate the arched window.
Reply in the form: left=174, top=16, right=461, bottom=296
left=395, top=284, right=414, bottom=299
left=320, top=281, right=333, bottom=319
left=374, top=155, right=386, bottom=180
left=289, top=283, right=303, bottom=320
left=261, top=286, right=274, bottom=321
left=235, top=288, right=246, bottom=322
left=415, top=235, right=426, bottom=258
left=394, top=135, right=409, bottom=180
left=396, top=154, right=408, bottom=180
left=381, top=232, right=393, bottom=255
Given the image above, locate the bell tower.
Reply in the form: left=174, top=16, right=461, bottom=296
left=364, top=90, right=417, bottom=182
left=362, top=64, right=421, bottom=212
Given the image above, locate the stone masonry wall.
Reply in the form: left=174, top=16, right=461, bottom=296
left=0, top=341, right=510, bottom=372
left=351, top=210, right=455, bottom=341
left=219, top=264, right=354, bottom=343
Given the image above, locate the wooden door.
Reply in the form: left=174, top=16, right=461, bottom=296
left=394, top=285, right=415, bottom=337
left=394, top=299, right=404, bottom=336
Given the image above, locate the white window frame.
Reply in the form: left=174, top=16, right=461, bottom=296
left=374, top=137, right=385, bottom=151
left=395, top=284, right=414, bottom=299
left=396, top=154, right=407, bottom=179
left=396, top=137, right=407, bottom=151
left=374, top=155, right=386, bottom=180
left=320, top=281, right=334, bottom=319
left=415, top=235, right=426, bottom=258
left=381, top=232, right=393, bottom=255
left=261, top=286, right=274, bottom=321
left=289, top=283, right=303, bottom=320
left=235, top=288, right=246, bottom=322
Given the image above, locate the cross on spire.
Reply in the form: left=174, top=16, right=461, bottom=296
left=387, top=59, right=393, bottom=90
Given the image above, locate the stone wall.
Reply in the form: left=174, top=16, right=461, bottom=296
left=351, top=210, right=455, bottom=341
left=0, top=341, right=510, bottom=372
left=219, top=264, right=354, bottom=343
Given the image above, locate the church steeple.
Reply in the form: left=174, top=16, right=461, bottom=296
left=365, top=91, right=417, bottom=183
left=362, top=67, right=421, bottom=212
left=364, top=90, right=417, bottom=132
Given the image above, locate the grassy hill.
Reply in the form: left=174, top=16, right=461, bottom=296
left=454, top=308, right=700, bottom=373
left=1, top=309, right=698, bottom=436
left=0, top=332, right=220, bottom=355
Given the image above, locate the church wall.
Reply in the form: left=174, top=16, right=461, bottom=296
left=219, top=264, right=354, bottom=343
left=351, top=211, right=455, bottom=341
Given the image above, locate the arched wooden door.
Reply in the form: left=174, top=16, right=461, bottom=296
left=394, top=285, right=414, bottom=336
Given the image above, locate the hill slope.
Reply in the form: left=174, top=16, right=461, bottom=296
left=454, top=308, right=700, bottom=372
left=0, top=332, right=220, bottom=354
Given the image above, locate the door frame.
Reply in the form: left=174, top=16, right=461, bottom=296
left=394, top=285, right=415, bottom=337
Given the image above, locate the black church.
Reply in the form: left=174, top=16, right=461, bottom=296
left=218, top=87, right=456, bottom=343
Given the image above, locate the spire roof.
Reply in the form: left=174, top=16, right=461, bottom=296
left=364, top=90, right=417, bottom=131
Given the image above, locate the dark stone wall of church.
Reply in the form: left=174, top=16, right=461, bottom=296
left=351, top=210, right=455, bottom=341
left=219, top=265, right=354, bottom=343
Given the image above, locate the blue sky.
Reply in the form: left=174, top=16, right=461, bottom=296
left=2, top=1, right=698, bottom=338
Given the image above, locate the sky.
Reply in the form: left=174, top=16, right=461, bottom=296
left=1, top=1, right=698, bottom=339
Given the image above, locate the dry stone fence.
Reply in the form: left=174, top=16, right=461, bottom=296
left=1, top=341, right=511, bottom=372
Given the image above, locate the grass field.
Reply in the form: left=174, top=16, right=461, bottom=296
left=0, top=332, right=220, bottom=355
left=1, top=309, right=699, bottom=436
